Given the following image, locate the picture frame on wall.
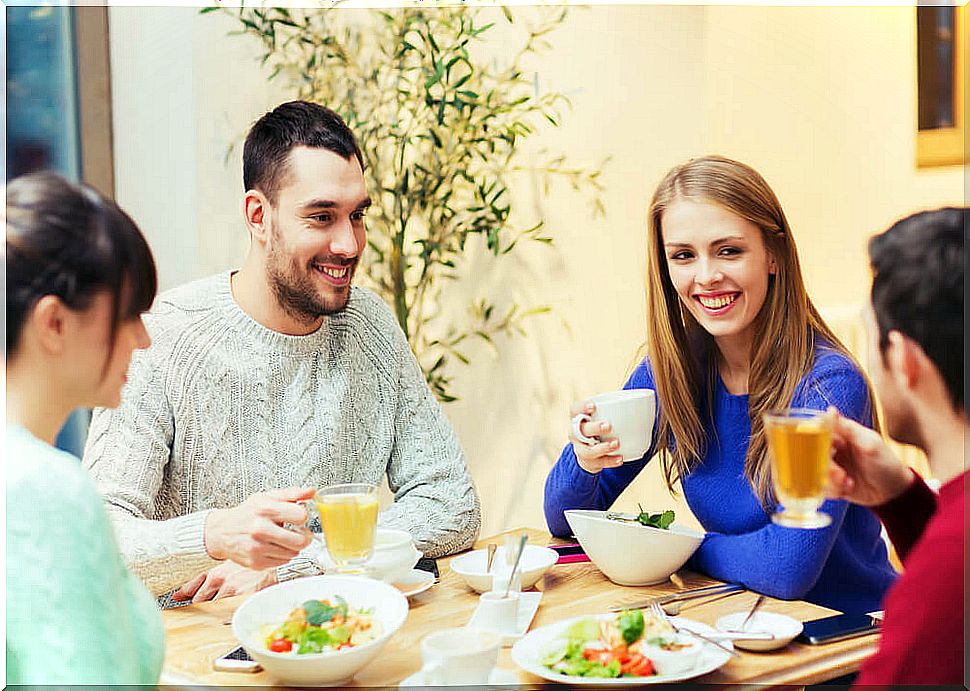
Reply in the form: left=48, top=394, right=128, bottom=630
left=915, top=4, right=967, bottom=167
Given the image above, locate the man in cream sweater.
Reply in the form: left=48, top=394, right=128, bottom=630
left=83, top=101, right=481, bottom=603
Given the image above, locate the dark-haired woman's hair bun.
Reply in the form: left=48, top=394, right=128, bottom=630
left=5, top=172, right=158, bottom=354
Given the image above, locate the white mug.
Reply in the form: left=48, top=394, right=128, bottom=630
left=419, top=628, right=501, bottom=685
left=571, top=389, right=656, bottom=461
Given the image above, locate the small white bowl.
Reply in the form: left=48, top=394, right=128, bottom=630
left=639, top=633, right=703, bottom=676
left=565, top=510, right=703, bottom=586
left=232, top=575, right=408, bottom=686
left=451, top=545, right=558, bottom=593
left=318, top=528, right=421, bottom=583
left=715, top=611, right=803, bottom=651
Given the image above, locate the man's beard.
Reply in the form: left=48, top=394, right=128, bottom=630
left=884, top=397, right=924, bottom=450
left=266, top=245, right=355, bottom=324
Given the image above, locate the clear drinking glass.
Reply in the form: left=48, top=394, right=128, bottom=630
left=315, top=483, right=379, bottom=573
left=763, top=408, right=833, bottom=529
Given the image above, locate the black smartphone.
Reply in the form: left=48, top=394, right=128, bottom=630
left=796, top=613, right=880, bottom=645
left=213, top=644, right=261, bottom=672
left=415, top=556, right=439, bottom=580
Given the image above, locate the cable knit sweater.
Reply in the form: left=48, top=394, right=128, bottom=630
left=83, top=272, right=481, bottom=596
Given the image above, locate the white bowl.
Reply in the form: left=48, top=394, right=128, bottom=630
left=564, top=510, right=703, bottom=586
left=715, top=611, right=802, bottom=651
left=318, top=528, right=421, bottom=583
left=232, top=575, right=409, bottom=686
left=450, top=545, right=558, bottom=593
left=640, top=632, right=703, bottom=676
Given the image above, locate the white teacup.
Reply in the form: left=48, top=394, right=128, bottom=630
left=419, top=628, right=501, bottom=685
left=571, top=388, right=656, bottom=461
left=318, top=528, right=420, bottom=582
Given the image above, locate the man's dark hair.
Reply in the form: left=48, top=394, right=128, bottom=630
left=869, top=207, right=966, bottom=411
left=243, top=101, right=364, bottom=204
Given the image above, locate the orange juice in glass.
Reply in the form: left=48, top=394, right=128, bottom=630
left=316, top=483, right=379, bottom=572
left=764, top=408, right=833, bottom=529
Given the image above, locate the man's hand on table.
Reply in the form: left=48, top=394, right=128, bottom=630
left=172, top=561, right=278, bottom=603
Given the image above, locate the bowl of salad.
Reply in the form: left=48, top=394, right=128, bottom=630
left=511, top=609, right=730, bottom=684
left=232, top=575, right=409, bottom=686
left=565, top=508, right=703, bottom=585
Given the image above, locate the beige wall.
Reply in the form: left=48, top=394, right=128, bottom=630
left=702, top=6, right=965, bottom=308
left=108, top=6, right=964, bottom=538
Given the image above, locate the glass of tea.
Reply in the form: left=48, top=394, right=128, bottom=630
left=763, top=408, right=833, bottom=529
left=315, top=483, right=380, bottom=573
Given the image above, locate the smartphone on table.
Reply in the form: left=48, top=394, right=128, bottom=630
left=415, top=556, right=440, bottom=580
left=213, top=644, right=261, bottom=673
left=550, top=542, right=590, bottom=564
left=796, top=612, right=881, bottom=645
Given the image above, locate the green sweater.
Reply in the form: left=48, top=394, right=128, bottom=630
left=6, top=424, right=164, bottom=684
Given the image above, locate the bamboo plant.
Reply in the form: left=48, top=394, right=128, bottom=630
left=210, top=4, right=605, bottom=401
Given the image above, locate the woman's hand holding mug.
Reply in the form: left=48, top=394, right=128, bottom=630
left=569, top=389, right=656, bottom=473
left=569, top=401, right=623, bottom=473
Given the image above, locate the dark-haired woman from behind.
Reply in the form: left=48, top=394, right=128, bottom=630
left=5, top=172, right=163, bottom=684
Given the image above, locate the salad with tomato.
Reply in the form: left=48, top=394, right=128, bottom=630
left=540, top=609, right=700, bottom=678
left=263, top=596, right=382, bottom=655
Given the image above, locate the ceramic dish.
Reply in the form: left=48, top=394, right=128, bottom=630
left=510, top=614, right=732, bottom=685
left=715, top=611, right=803, bottom=652
left=450, top=545, right=557, bottom=593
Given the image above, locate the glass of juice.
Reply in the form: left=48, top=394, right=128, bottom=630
left=316, top=483, right=380, bottom=573
left=763, top=408, right=833, bottom=529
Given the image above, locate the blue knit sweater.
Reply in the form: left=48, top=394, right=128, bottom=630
left=544, top=348, right=897, bottom=614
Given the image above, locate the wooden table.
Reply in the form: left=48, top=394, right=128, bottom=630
left=161, top=527, right=879, bottom=688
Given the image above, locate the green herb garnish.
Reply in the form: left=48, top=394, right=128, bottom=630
left=635, top=504, right=675, bottom=530
left=302, top=599, right=339, bottom=626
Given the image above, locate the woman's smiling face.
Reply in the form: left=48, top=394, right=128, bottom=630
left=661, top=198, right=775, bottom=347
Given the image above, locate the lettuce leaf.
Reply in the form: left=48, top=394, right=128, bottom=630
left=618, top=609, right=645, bottom=645
left=297, top=626, right=331, bottom=654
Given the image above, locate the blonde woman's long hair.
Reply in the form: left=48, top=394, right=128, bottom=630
left=644, top=155, right=879, bottom=507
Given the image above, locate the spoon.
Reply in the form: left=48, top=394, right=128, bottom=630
left=503, top=534, right=528, bottom=598
left=485, top=543, right=497, bottom=572
left=740, top=594, right=766, bottom=631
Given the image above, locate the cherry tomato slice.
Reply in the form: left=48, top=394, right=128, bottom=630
left=269, top=638, right=293, bottom=653
left=628, top=656, right=655, bottom=677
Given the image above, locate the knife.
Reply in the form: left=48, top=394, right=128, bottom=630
left=609, top=583, right=744, bottom=612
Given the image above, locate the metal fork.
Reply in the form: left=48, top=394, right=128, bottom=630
left=648, top=602, right=742, bottom=658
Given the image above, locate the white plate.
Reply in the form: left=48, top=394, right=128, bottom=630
left=390, top=569, right=435, bottom=598
left=468, top=591, right=543, bottom=645
left=510, top=614, right=732, bottom=685
left=399, top=666, right=520, bottom=686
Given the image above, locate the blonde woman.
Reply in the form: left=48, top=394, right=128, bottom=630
left=545, top=156, right=897, bottom=614
left=6, top=173, right=163, bottom=683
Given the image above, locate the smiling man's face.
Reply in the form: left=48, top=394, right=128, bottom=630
left=263, top=146, right=371, bottom=322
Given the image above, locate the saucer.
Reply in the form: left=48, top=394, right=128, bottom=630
left=399, top=667, right=520, bottom=687
left=391, top=569, right=435, bottom=598
left=467, top=591, right=542, bottom=645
